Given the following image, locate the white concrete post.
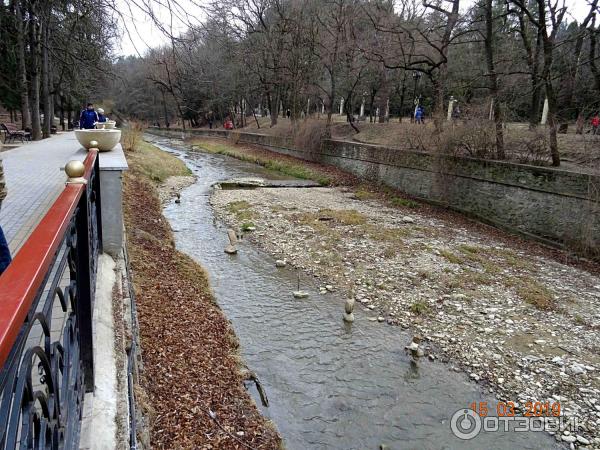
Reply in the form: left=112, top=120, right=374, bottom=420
left=322, top=102, right=325, bottom=115
left=360, top=97, right=365, bottom=117
left=541, top=97, right=549, bottom=125
left=307, top=98, right=310, bottom=115
left=385, top=98, right=390, bottom=122
left=339, top=97, right=344, bottom=115
left=447, top=96, right=455, bottom=121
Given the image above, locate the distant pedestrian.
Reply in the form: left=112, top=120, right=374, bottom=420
left=452, top=104, right=461, bottom=120
left=0, top=158, right=11, bottom=276
left=79, top=103, right=99, bottom=129
left=97, top=108, right=107, bottom=123
left=415, top=106, right=425, bottom=124
left=591, top=114, right=600, bottom=135
left=286, top=109, right=291, bottom=119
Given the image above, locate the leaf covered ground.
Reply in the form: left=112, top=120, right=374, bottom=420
left=123, top=141, right=281, bottom=449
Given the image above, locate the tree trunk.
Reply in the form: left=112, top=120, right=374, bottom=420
left=41, top=17, right=51, bottom=138
left=484, top=0, right=504, bottom=159
left=16, top=0, right=31, bottom=130
left=29, top=4, right=42, bottom=141
left=432, top=76, right=445, bottom=133
left=557, top=1, right=596, bottom=133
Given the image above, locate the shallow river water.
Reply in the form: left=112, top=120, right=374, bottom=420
left=151, top=136, right=561, bottom=450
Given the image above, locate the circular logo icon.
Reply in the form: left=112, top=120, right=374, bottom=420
left=450, top=408, right=482, bottom=440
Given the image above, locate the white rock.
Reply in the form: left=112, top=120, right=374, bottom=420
left=401, top=216, right=415, bottom=223
left=562, top=435, right=576, bottom=443
left=275, top=260, right=287, bottom=268
left=377, top=316, right=385, bottom=322
left=576, top=435, right=590, bottom=445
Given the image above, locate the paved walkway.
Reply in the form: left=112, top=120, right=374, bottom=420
left=0, top=132, right=87, bottom=252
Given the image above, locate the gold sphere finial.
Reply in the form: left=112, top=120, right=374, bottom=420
left=89, top=140, right=99, bottom=149
left=65, top=160, right=85, bottom=179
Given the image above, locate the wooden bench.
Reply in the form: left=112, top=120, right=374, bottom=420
left=1, top=123, right=31, bottom=143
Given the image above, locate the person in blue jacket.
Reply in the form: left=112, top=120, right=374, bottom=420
left=97, top=108, right=107, bottom=123
left=79, top=103, right=99, bottom=129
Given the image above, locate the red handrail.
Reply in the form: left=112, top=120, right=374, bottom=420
left=0, top=150, right=97, bottom=370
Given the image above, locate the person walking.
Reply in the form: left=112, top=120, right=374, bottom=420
left=97, top=108, right=107, bottom=123
left=415, top=106, right=425, bottom=124
left=0, top=157, right=11, bottom=275
left=79, top=103, right=99, bottom=129
left=591, top=114, right=600, bottom=135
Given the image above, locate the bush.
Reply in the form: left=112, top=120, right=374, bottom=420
left=294, top=119, right=327, bottom=153
left=122, top=121, right=145, bottom=152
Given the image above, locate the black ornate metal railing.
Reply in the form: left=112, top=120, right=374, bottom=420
left=0, top=150, right=101, bottom=450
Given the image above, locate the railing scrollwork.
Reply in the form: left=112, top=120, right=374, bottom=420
left=0, top=150, right=102, bottom=450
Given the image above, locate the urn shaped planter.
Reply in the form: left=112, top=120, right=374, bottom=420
left=75, top=129, right=121, bottom=152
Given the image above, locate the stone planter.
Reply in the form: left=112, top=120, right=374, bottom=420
left=96, top=121, right=116, bottom=130
left=75, top=129, right=122, bottom=152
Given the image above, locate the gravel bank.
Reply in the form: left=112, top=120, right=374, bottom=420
left=212, top=185, right=600, bottom=448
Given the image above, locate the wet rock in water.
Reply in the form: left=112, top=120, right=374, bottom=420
left=275, top=260, right=287, bottom=268
left=227, top=229, right=238, bottom=246
left=377, top=316, right=385, bottom=322
left=343, top=298, right=355, bottom=322
left=406, top=336, right=424, bottom=358
left=293, top=291, right=309, bottom=299
left=224, top=245, right=238, bottom=255
left=325, top=285, right=334, bottom=291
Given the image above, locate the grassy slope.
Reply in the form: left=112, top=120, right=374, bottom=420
left=191, top=139, right=333, bottom=185
left=123, top=137, right=281, bottom=449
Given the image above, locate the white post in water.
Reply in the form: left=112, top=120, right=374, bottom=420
left=321, top=102, right=325, bottom=115
left=541, top=97, right=549, bottom=125
left=307, top=98, right=310, bottom=116
left=360, top=97, right=365, bottom=117
left=339, top=97, right=344, bottom=115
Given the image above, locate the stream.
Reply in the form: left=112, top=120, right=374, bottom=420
left=149, top=135, right=560, bottom=450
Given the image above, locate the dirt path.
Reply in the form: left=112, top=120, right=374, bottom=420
left=211, top=182, right=600, bottom=448
left=123, top=141, right=281, bottom=449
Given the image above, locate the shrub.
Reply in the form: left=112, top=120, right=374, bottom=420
left=294, top=119, right=327, bottom=153
left=122, top=121, right=145, bottom=152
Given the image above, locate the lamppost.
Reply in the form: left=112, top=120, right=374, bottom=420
left=412, top=71, right=422, bottom=122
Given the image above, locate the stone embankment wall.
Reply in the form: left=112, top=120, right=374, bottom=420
left=147, top=127, right=600, bottom=253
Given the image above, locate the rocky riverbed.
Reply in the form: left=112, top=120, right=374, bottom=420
left=211, top=184, right=600, bottom=449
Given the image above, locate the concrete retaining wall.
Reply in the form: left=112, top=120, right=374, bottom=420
left=146, top=127, right=600, bottom=251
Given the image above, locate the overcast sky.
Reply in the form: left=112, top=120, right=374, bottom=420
left=115, top=0, right=595, bottom=57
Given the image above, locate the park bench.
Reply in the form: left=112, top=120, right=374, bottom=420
left=1, top=123, right=31, bottom=143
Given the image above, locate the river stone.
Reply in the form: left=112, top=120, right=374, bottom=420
left=293, top=291, right=309, bottom=299
left=345, top=298, right=355, bottom=314
left=275, top=260, right=287, bottom=268
left=224, top=245, right=238, bottom=255
left=402, top=216, right=415, bottom=223
left=343, top=312, right=355, bottom=323
left=227, top=229, right=238, bottom=245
